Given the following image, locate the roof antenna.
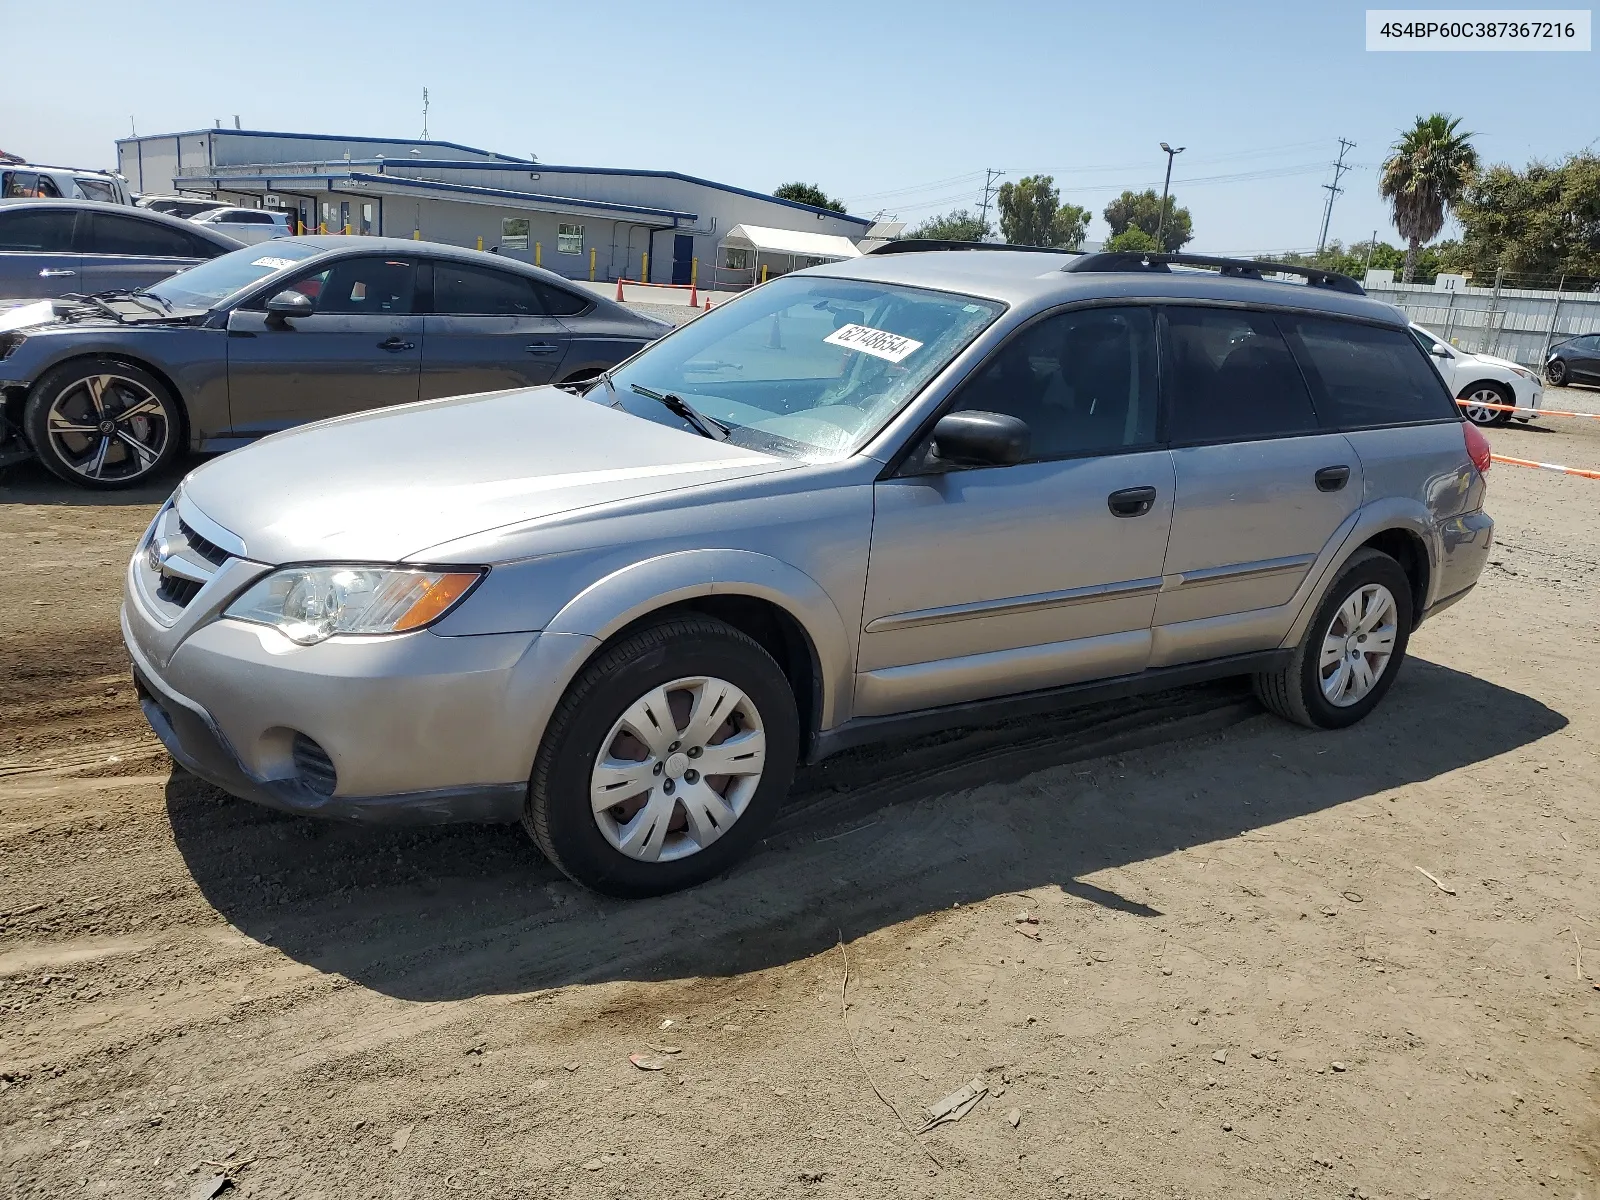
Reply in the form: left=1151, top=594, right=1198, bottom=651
left=421, top=87, right=430, bottom=140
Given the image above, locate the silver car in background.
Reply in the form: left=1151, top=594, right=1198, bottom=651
left=122, top=246, right=1495, bottom=896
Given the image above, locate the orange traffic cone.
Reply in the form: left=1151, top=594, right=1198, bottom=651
left=615, top=276, right=625, bottom=302
left=688, top=282, right=698, bottom=307
left=704, top=296, right=711, bottom=311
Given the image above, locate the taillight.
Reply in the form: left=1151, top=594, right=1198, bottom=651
left=1463, top=421, right=1492, bottom=474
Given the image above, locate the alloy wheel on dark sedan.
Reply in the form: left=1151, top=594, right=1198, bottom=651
left=44, top=372, right=171, bottom=483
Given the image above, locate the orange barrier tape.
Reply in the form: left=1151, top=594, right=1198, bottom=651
left=1491, top=454, right=1600, bottom=480
left=1457, top=398, right=1600, bottom=420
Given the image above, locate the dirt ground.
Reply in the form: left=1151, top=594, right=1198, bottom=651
left=1, top=390, right=1598, bottom=1200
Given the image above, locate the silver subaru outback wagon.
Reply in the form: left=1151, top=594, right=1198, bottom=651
left=121, top=245, right=1495, bottom=896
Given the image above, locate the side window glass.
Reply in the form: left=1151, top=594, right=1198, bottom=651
left=76, top=179, right=116, bottom=203
left=949, top=306, right=1159, bottom=460
left=531, top=280, right=590, bottom=316
left=0, top=210, right=76, bottom=252
left=1162, top=307, right=1318, bottom=443
left=36, top=176, right=63, bottom=198
left=86, top=212, right=205, bottom=258
left=2, top=172, right=39, bottom=198
left=313, top=258, right=416, bottom=314
left=1285, top=316, right=1459, bottom=427
left=432, top=263, right=543, bottom=316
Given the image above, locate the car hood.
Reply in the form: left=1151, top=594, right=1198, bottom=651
left=1466, top=350, right=1526, bottom=372
left=180, top=387, right=798, bottom=564
left=0, top=298, right=206, bottom=334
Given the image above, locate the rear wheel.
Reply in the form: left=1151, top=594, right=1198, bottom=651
left=23, top=358, right=182, bottom=489
left=1545, top=359, right=1568, bottom=387
left=1254, top=548, right=1413, bottom=730
left=524, top=615, right=799, bottom=897
left=1458, top=381, right=1513, bottom=426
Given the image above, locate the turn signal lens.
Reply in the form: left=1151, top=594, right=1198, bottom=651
left=226, top=566, right=485, bottom=645
left=1463, top=421, right=1492, bottom=474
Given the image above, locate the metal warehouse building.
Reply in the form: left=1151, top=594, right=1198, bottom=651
left=116, top=128, right=871, bottom=288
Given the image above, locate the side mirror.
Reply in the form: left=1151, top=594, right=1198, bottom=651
left=930, top=411, right=1029, bottom=468
left=264, top=289, right=314, bottom=322
left=1430, top=343, right=1450, bottom=357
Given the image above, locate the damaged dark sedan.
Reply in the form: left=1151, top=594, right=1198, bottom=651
left=0, top=236, right=669, bottom=488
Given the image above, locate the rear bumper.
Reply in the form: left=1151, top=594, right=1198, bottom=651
left=1424, top=509, right=1494, bottom=622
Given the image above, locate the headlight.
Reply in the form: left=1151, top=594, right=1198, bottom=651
left=226, top=565, right=484, bottom=645
left=1510, top=366, right=1534, bottom=381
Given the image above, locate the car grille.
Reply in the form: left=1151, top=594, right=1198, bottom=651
left=178, top=519, right=230, bottom=567
left=138, top=502, right=239, bottom=620
left=291, top=733, right=337, bottom=797
left=156, top=575, right=204, bottom=606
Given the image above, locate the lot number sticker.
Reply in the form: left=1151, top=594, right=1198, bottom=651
left=824, top=323, right=924, bottom=364
left=251, top=256, right=299, bottom=270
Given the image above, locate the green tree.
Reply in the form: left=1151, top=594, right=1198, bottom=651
left=773, top=182, right=846, bottom=213
left=1105, top=227, right=1158, bottom=254
left=1379, top=113, right=1479, bottom=283
left=1103, top=188, right=1193, bottom=251
left=906, top=209, right=991, bottom=241
left=996, top=175, right=1089, bottom=248
left=1444, top=151, right=1600, bottom=281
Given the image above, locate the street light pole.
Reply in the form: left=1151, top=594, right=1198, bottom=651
left=1156, top=141, right=1185, bottom=252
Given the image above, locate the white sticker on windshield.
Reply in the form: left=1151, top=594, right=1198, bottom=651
left=823, top=323, right=924, bottom=364
left=251, top=256, right=298, bottom=270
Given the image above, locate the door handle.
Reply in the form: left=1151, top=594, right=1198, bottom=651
left=524, top=342, right=560, bottom=355
left=39, top=268, right=77, bottom=278
left=1315, top=465, right=1351, bottom=492
left=1107, top=485, right=1158, bottom=518
left=377, top=337, right=415, bottom=352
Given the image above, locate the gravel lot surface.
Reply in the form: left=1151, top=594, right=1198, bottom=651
left=0, top=389, right=1596, bottom=1198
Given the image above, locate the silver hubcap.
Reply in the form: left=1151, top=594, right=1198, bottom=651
left=46, top=373, right=168, bottom=482
left=1320, top=583, right=1398, bottom=707
left=1462, top=388, right=1503, bottom=424
left=590, top=675, right=766, bottom=863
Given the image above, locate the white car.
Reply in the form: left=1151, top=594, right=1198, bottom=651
left=188, top=207, right=290, bottom=245
left=1410, top=323, right=1542, bottom=426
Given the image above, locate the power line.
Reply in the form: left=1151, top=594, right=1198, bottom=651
left=1316, top=138, right=1356, bottom=254
left=977, top=168, right=1005, bottom=234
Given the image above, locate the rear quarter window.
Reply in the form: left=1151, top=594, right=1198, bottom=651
left=1282, top=316, right=1458, bottom=428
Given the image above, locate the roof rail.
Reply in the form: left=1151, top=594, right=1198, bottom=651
left=867, top=239, right=1078, bottom=256
left=1064, top=251, right=1365, bottom=295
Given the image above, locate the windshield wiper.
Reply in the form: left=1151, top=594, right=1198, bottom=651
left=130, top=289, right=173, bottom=313
left=630, top=383, right=729, bottom=441
left=82, top=295, right=128, bottom=323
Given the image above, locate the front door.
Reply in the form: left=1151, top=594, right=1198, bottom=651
left=671, top=234, right=694, bottom=286
left=225, top=255, right=423, bottom=435
left=0, top=206, right=81, bottom=299
left=420, top=259, right=572, bottom=399
left=859, top=306, right=1174, bottom=717
left=1151, top=306, right=1362, bottom=660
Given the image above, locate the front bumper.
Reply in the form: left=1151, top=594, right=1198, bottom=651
left=122, top=597, right=541, bottom=826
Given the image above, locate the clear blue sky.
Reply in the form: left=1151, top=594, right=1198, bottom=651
left=4, top=0, right=1595, bottom=252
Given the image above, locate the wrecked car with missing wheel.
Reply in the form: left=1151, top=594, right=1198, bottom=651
left=120, top=245, right=1495, bottom=896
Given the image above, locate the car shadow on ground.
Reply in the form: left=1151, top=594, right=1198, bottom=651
left=166, top=657, right=1566, bottom=1002
left=0, top=456, right=192, bottom=507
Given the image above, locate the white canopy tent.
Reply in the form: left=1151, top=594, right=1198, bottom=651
left=717, top=223, right=861, bottom=287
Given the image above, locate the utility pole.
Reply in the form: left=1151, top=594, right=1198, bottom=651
left=1363, top=228, right=1378, bottom=279
left=421, top=88, right=430, bottom=140
left=977, top=168, right=1005, bottom=239
left=1156, top=142, right=1185, bottom=252
left=1316, top=137, right=1356, bottom=255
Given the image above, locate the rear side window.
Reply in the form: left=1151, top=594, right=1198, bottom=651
left=0, top=209, right=77, bottom=252
left=1161, top=307, right=1318, bottom=443
left=75, top=178, right=117, bottom=203
left=1282, top=316, right=1457, bottom=427
left=949, top=305, right=1159, bottom=460
left=432, top=262, right=543, bottom=316
left=227, top=211, right=275, bottom=225
left=532, top=280, right=590, bottom=316
left=85, top=211, right=209, bottom=259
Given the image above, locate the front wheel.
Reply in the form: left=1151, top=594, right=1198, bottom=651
left=23, top=358, right=182, bottom=489
left=1458, top=381, right=1513, bottom=426
left=1545, top=360, right=1568, bottom=387
left=1254, top=548, right=1414, bottom=730
left=524, top=615, right=799, bottom=897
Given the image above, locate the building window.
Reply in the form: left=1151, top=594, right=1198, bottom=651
left=557, top=223, right=584, bottom=255
left=723, top=247, right=751, bottom=270
left=501, top=217, right=530, bottom=250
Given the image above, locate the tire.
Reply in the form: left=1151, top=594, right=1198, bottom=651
left=1253, top=548, right=1414, bottom=731
left=524, top=615, right=800, bottom=897
left=23, top=357, right=183, bottom=489
left=1457, top=381, right=1513, bottom=426
left=1545, top=360, right=1568, bottom=387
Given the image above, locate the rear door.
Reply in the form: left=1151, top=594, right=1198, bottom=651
left=1152, top=306, right=1362, bottom=662
left=420, top=259, right=572, bottom=399
left=225, top=255, right=423, bottom=434
left=0, top=206, right=82, bottom=299
left=78, top=209, right=216, bottom=293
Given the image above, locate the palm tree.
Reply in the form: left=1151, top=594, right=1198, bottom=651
left=1380, top=114, right=1479, bottom=283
